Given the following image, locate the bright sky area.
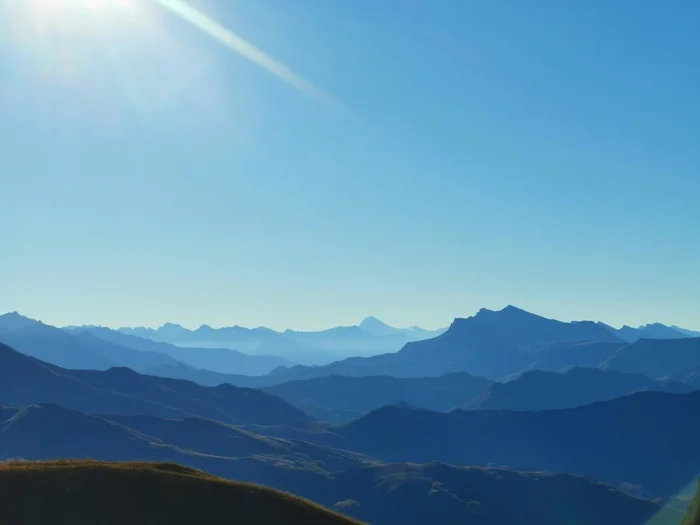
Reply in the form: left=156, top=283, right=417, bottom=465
left=1, top=0, right=698, bottom=331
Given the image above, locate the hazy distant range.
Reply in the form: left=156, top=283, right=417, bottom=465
left=115, top=316, right=447, bottom=365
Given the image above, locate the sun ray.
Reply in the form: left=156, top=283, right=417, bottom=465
left=150, top=0, right=342, bottom=110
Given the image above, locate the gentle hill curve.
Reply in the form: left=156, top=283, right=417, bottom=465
left=0, top=460, right=362, bottom=525
left=263, top=373, right=494, bottom=422
left=465, top=367, right=693, bottom=411
left=0, top=342, right=311, bottom=426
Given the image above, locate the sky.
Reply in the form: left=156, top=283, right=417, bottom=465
left=1, top=0, right=699, bottom=331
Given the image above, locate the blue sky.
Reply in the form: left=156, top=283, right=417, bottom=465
left=1, top=0, right=698, bottom=331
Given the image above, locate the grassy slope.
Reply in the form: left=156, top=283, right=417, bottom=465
left=684, top=483, right=700, bottom=525
left=0, top=460, right=363, bottom=525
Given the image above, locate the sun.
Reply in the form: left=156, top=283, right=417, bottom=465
left=16, top=0, right=142, bottom=36
left=7, top=0, right=149, bottom=50
left=30, top=0, right=135, bottom=15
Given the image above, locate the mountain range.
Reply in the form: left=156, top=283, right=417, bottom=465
left=234, top=307, right=700, bottom=385
left=464, top=367, right=693, bottom=411
left=602, top=322, right=695, bottom=343
left=0, top=401, right=680, bottom=525
left=0, top=312, right=293, bottom=376
left=252, top=390, right=700, bottom=498
left=65, top=324, right=294, bottom=375
left=3, top=338, right=699, bottom=500
left=3, top=305, right=700, bottom=523
left=4, top=308, right=699, bottom=388
left=261, top=373, right=495, bottom=422
left=258, top=367, right=694, bottom=422
left=0, top=342, right=309, bottom=426
left=116, top=317, right=447, bottom=364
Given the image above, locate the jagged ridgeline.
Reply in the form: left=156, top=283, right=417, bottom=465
left=0, top=460, right=363, bottom=525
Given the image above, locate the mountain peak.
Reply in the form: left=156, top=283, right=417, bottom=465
left=0, top=312, right=41, bottom=332
left=360, top=316, right=390, bottom=327
left=159, top=322, right=185, bottom=330
left=474, top=305, right=532, bottom=319
left=359, top=316, right=396, bottom=337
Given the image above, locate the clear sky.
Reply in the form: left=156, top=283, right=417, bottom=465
left=1, top=0, right=699, bottom=331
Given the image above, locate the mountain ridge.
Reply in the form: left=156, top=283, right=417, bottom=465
left=0, top=407, right=672, bottom=525
left=0, top=342, right=310, bottom=426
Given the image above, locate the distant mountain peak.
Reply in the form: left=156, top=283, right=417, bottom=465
left=360, top=316, right=391, bottom=328
left=0, top=311, right=42, bottom=331
left=159, top=322, right=185, bottom=330
left=358, top=316, right=397, bottom=337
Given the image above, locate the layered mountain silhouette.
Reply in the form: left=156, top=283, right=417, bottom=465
left=466, top=367, right=693, bottom=411
left=0, top=461, right=362, bottom=525
left=4, top=306, right=699, bottom=523
left=0, top=342, right=310, bottom=425
left=0, top=313, right=192, bottom=371
left=262, top=373, right=494, bottom=422
left=117, top=317, right=446, bottom=364
left=248, top=307, right=625, bottom=382
left=358, top=316, right=445, bottom=339
left=255, top=390, right=700, bottom=497
left=0, top=406, right=671, bottom=525
left=66, top=325, right=293, bottom=375
left=675, top=326, right=700, bottom=338
left=0, top=313, right=302, bottom=379
left=321, top=463, right=667, bottom=525
left=237, top=308, right=700, bottom=385
left=141, top=362, right=276, bottom=388
left=0, top=313, right=119, bottom=370
left=167, top=365, right=696, bottom=422
left=607, top=323, right=694, bottom=343
left=602, top=337, right=700, bottom=381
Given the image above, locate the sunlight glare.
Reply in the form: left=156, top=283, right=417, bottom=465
left=5, top=0, right=233, bottom=124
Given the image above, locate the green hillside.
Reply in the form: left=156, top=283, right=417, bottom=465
left=0, top=460, right=363, bottom=525
left=683, top=483, right=700, bottom=525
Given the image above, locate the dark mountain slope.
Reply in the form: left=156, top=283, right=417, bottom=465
left=602, top=337, right=700, bottom=380
left=261, top=391, right=700, bottom=497
left=0, top=403, right=370, bottom=480
left=263, top=373, right=494, bottom=423
left=101, top=413, right=375, bottom=473
left=0, top=407, right=668, bottom=525
left=466, top=367, right=693, bottom=411
left=376, top=305, right=622, bottom=379
left=0, top=343, right=310, bottom=425
left=500, top=340, right=625, bottom=377
left=325, top=463, right=665, bottom=525
left=0, top=460, right=361, bottom=525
